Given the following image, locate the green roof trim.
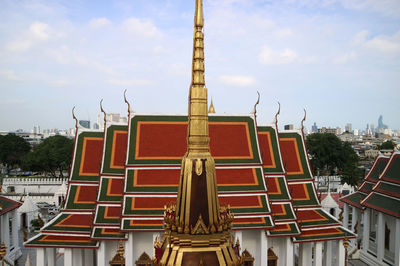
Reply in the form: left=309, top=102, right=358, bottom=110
left=374, top=182, right=400, bottom=198
left=367, top=158, right=388, bottom=182
left=382, top=155, right=400, bottom=184
left=298, top=209, right=338, bottom=227
left=64, top=185, right=96, bottom=210
left=272, top=203, right=295, bottom=221
left=292, top=183, right=319, bottom=207
left=25, top=234, right=98, bottom=248
left=362, top=192, right=400, bottom=218
left=127, top=115, right=261, bottom=165
left=268, top=222, right=300, bottom=236
left=97, top=177, right=123, bottom=202
left=101, top=125, right=128, bottom=175
left=279, top=132, right=313, bottom=181
left=257, top=126, right=284, bottom=173
left=295, top=227, right=354, bottom=242
left=41, top=214, right=91, bottom=233
left=70, top=131, right=103, bottom=182
left=267, top=176, right=290, bottom=201
left=92, top=228, right=126, bottom=239
left=340, top=192, right=365, bottom=209
left=94, top=206, right=121, bottom=225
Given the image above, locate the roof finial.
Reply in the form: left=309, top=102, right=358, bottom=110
left=209, top=98, right=215, bottom=113
left=123, top=89, right=132, bottom=116
left=72, top=106, right=78, bottom=129
left=301, top=108, right=307, bottom=131
left=195, top=0, right=204, bottom=28
left=100, top=99, right=107, bottom=125
left=252, top=91, right=260, bottom=115
left=274, top=102, right=281, bottom=125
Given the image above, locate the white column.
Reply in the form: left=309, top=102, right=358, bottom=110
left=343, top=204, right=349, bottom=229
left=97, top=241, right=107, bottom=266
left=351, top=206, right=358, bottom=232
left=299, top=242, right=312, bottom=266
left=36, top=248, right=46, bottom=266
left=285, top=237, right=294, bottom=266
left=12, top=210, right=18, bottom=247
left=260, top=230, right=268, bottom=266
left=73, top=249, right=84, bottom=265
left=2, top=213, right=10, bottom=252
left=46, top=248, right=56, bottom=266
left=313, top=241, right=323, bottom=266
left=125, top=233, right=134, bottom=266
left=84, top=249, right=94, bottom=266
left=362, top=209, right=370, bottom=251
left=64, top=248, right=73, bottom=266
left=336, top=240, right=345, bottom=266
left=395, top=219, right=400, bottom=266
left=323, top=241, right=333, bottom=266
left=376, top=212, right=384, bottom=262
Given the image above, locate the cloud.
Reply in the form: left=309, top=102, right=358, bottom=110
left=121, top=17, right=161, bottom=38
left=0, top=69, right=22, bottom=81
left=352, top=30, right=400, bottom=56
left=219, top=75, right=256, bottom=86
left=29, top=22, right=50, bottom=41
left=334, top=51, right=357, bottom=64
left=5, top=41, right=32, bottom=52
left=259, top=46, right=298, bottom=65
left=89, top=18, right=111, bottom=28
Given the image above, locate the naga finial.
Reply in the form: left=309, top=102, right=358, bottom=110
left=301, top=108, right=307, bottom=131
left=252, top=91, right=260, bottom=115
left=124, top=89, right=132, bottom=116
left=72, top=106, right=78, bottom=129
left=100, top=99, right=107, bottom=124
left=274, top=102, right=281, bottom=125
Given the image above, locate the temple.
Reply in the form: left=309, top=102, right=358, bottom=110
left=340, top=152, right=400, bottom=266
left=25, top=0, right=354, bottom=265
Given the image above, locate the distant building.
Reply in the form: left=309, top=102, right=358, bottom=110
left=79, top=120, right=90, bottom=129
left=377, top=115, right=388, bottom=130
left=93, top=123, right=100, bottom=130
left=345, top=123, right=352, bottom=133
left=284, top=124, right=294, bottom=130
left=318, top=127, right=337, bottom=134
left=311, top=122, right=318, bottom=133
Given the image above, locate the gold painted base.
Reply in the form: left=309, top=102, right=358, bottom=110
left=158, top=231, right=242, bottom=266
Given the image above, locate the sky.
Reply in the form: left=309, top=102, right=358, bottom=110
left=0, top=0, right=399, bottom=132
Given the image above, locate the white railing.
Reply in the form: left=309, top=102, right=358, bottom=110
left=2, top=177, right=68, bottom=185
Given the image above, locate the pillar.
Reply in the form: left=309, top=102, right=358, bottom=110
left=36, top=248, right=46, bottom=266
left=323, top=241, right=332, bottom=266
left=84, top=249, right=94, bottom=266
left=376, top=212, right=384, bottom=262
left=64, top=248, right=73, bottom=266
left=97, top=241, right=107, bottom=266
left=46, top=248, right=56, bottom=266
left=336, top=240, right=345, bottom=266
left=125, top=233, right=134, bottom=266
left=285, top=237, right=294, bottom=266
left=343, top=204, right=349, bottom=229
left=299, top=242, right=312, bottom=266
left=12, top=210, right=18, bottom=248
left=2, top=213, right=10, bottom=252
left=395, top=219, right=400, bottom=266
left=260, top=230, right=268, bottom=266
left=362, top=208, right=370, bottom=251
left=73, top=249, right=84, bottom=265
left=313, top=241, right=322, bottom=266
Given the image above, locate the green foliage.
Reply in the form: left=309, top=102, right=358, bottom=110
left=306, top=133, right=361, bottom=186
left=30, top=218, right=40, bottom=230
left=378, top=140, right=394, bottom=150
left=23, top=135, right=73, bottom=177
left=0, top=134, right=31, bottom=171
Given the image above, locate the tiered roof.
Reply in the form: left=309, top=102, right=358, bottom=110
left=342, top=152, right=400, bottom=218
left=26, top=111, right=354, bottom=249
left=0, top=195, right=21, bottom=216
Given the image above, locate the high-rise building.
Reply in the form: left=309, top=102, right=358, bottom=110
left=311, top=122, right=318, bottom=133
left=284, top=124, right=294, bottom=130
left=377, top=115, right=388, bottom=130
left=93, top=123, right=99, bottom=130
left=79, top=120, right=90, bottom=129
left=345, top=123, right=352, bottom=133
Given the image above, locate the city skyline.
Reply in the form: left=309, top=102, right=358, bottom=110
left=1, top=0, right=399, bottom=131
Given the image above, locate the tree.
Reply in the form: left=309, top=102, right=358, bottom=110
left=0, top=134, right=31, bottom=173
left=306, top=133, right=361, bottom=186
left=23, top=135, right=73, bottom=178
left=378, top=140, right=395, bottom=150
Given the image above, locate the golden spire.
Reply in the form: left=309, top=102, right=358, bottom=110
left=209, top=98, right=216, bottom=113
left=158, top=1, right=240, bottom=264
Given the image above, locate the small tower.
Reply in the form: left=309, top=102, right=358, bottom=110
left=156, top=0, right=241, bottom=265
left=209, top=98, right=216, bottom=113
